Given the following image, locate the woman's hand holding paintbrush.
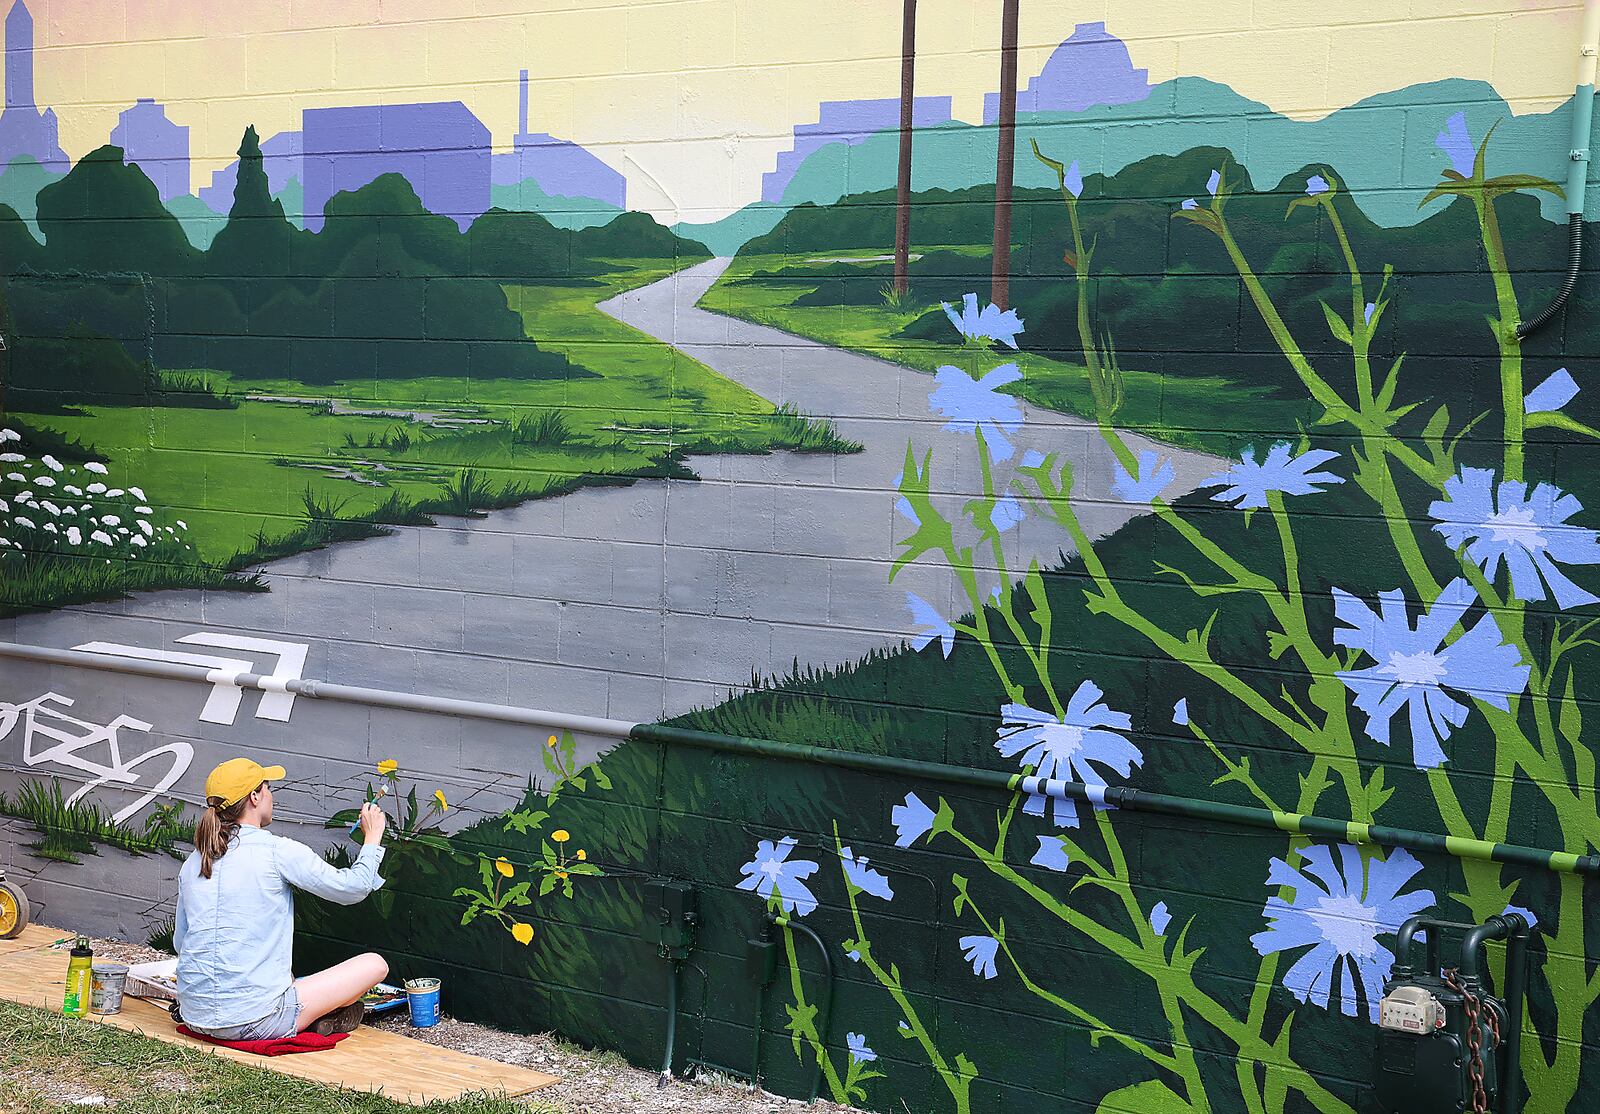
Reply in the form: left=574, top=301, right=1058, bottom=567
left=349, top=786, right=390, bottom=843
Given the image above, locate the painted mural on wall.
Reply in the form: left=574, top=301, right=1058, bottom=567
left=2, top=1, right=1599, bottom=1111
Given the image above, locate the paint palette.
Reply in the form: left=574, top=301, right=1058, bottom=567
left=362, top=981, right=407, bottom=1014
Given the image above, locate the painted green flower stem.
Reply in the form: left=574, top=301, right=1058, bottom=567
left=777, top=918, right=848, bottom=1104
left=833, top=827, right=976, bottom=1114
left=943, top=822, right=1355, bottom=1114
left=953, top=881, right=1192, bottom=1082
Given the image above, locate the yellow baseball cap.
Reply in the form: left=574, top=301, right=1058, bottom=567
left=204, top=757, right=286, bottom=807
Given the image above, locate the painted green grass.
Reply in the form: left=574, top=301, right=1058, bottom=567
left=6, top=261, right=855, bottom=597
left=0, top=999, right=553, bottom=1114
left=704, top=251, right=1303, bottom=454
left=0, top=780, right=194, bottom=864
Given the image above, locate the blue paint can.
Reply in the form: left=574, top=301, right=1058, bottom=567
left=404, top=977, right=441, bottom=1028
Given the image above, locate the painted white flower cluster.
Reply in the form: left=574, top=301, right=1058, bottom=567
left=0, top=429, right=191, bottom=561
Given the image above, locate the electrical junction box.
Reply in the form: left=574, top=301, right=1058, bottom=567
left=643, top=880, right=697, bottom=960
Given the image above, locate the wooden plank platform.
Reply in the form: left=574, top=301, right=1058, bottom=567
left=0, top=925, right=558, bottom=1104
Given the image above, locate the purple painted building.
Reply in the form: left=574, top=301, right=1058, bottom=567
left=983, top=21, right=1151, bottom=123
left=761, top=96, right=953, bottom=204
left=490, top=69, right=625, bottom=208
left=0, top=0, right=66, bottom=172
left=301, top=101, right=491, bottom=232
left=199, top=130, right=303, bottom=214
left=110, top=99, right=190, bottom=201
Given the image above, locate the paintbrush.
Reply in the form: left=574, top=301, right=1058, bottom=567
left=349, top=784, right=389, bottom=836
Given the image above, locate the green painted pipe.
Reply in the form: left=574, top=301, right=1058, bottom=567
left=6, top=641, right=1592, bottom=878
left=633, top=724, right=1600, bottom=876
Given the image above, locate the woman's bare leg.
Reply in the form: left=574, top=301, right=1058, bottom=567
left=293, top=952, right=388, bottom=1031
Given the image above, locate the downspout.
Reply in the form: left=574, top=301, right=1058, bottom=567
left=1518, top=0, right=1600, bottom=339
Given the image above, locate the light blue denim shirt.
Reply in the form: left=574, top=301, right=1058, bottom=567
left=173, top=824, right=385, bottom=1029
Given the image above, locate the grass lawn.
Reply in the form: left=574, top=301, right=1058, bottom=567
left=704, top=250, right=1306, bottom=455
left=3, top=259, right=856, bottom=614
left=0, top=999, right=550, bottom=1114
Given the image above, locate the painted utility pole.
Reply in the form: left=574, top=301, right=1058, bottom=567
left=990, top=0, right=1020, bottom=310
left=893, top=0, right=918, bottom=297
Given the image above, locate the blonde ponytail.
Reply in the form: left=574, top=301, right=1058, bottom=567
left=194, top=786, right=256, bottom=879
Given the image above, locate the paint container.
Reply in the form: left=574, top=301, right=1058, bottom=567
left=89, top=964, right=129, bottom=1015
left=404, top=977, right=441, bottom=1028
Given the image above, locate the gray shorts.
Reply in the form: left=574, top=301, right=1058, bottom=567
left=187, top=984, right=300, bottom=1042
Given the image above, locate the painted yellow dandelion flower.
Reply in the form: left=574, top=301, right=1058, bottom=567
left=546, top=734, right=558, bottom=748
left=495, top=857, right=515, bottom=878
left=551, top=829, right=570, bottom=843
left=376, top=759, right=399, bottom=776
left=555, top=870, right=569, bottom=881
left=576, top=849, right=587, bottom=861
left=511, top=922, right=534, bottom=945
left=433, top=790, right=449, bottom=811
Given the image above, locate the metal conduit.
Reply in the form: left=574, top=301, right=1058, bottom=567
left=4, top=640, right=1597, bottom=876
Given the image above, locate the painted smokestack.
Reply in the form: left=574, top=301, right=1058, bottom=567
left=519, top=68, right=529, bottom=137
left=6, top=0, right=34, bottom=112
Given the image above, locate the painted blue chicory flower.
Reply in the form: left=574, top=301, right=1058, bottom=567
left=995, top=679, right=1141, bottom=828
left=1428, top=467, right=1600, bottom=610
left=839, top=845, right=895, bottom=902
left=737, top=836, right=820, bottom=917
left=1020, top=449, right=1047, bottom=469
left=1172, top=698, right=1189, bottom=726
left=1250, top=844, right=1435, bottom=1021
left=1364, top=301, right=1377, bottom=325
left=1150, top=901, right=1172, bottom=936
left=1524, top=367, right=1578, bottom=414
left=1436, top=111, right=1475, bottom=177
left=1200, top=443, right=1344, bottom=510
left=1112, top=448, right=1176, bottom=505
left=1064, top=159, right=1084, bottom=198
left=1030, top=835, right=1071, bottom=873
left=906, top=592, right=956, bottom=658
left=1180, top=197, right=1199, bottom=211
left=941, top=292, right=1025, bottom=349
left=990, top=494, right=1026, bottom=533
left=1332, top=578, right=1530, bottom=768
left=1207, top=169, right=1222, bottom=196
left=929, top=362, right=1024, bottom=463
left=892, top=792, right=936, bottom=848
left=1503, top=903, right=1539, bottom=929
left=959, top=934, right=1000, bottom=980
left=846, top=1032, right=878, bottom=1064
left=1305, top=174, right=1329, bottom=196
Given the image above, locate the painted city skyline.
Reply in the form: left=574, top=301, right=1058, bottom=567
left=0, top=0, right=1576, bottom=228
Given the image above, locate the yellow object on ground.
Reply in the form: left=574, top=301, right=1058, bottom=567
left=0, top=926, right=558, bottom=1105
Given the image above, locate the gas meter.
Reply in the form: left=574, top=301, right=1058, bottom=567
left=1374, top=912, right=1532, bottom=1114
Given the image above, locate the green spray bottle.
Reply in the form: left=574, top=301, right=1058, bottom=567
left=62, top=936, right=93, bottom=1018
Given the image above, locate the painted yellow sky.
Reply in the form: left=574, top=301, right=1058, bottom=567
left=14, top=0, right=1590, bottom=220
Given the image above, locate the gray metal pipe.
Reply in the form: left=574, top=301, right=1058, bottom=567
left=0, top=641, right=634, bottom=738
left=6, top=639, right=1597, bottom=878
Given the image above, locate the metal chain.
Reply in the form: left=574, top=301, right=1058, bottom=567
left=1444, top=969, right=1491, bottom=1114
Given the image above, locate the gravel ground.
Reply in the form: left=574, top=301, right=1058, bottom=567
left=87, top=936, right=864, bottom=1114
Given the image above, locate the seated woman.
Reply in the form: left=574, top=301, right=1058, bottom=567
left=174, top=757, right=390, bottom=1040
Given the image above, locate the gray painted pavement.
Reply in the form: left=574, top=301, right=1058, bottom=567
left=0, top=257, right=1217, bottom=937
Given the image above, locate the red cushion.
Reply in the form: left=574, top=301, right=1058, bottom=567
left=177, top=1024, right=349, bottom=1056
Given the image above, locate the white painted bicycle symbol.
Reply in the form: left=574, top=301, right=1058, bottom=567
left=0, top=692, right=192, bottom=825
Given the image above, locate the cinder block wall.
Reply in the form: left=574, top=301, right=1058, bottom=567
left=2, top=3, right=1598, bottom=1111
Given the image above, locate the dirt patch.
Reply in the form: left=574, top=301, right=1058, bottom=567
left=367, top=1012, right=864, bottom=1114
